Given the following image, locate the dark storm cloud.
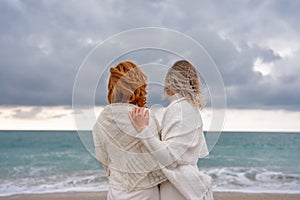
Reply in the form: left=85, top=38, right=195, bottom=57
left=0, top=0, right=299, bottom=110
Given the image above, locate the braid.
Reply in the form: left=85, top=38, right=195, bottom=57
left=165, top=60, right=205, bottom=109
left=108, top=61, right=147, bottom=107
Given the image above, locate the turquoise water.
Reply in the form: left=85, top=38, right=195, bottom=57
left=0, top=131, right=299, bottom=196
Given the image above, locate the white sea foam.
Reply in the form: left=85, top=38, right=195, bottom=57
left=0, top=170, right=108, bottom=197
left=1, top=167, right=299, bottom=196
left=206, top=167, right=300, bottom=194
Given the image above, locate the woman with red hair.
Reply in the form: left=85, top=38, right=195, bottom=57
left=92, top=61, right=166, bottom=200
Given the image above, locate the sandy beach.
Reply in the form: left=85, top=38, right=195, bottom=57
left=1, top=191, right=299, bottom=200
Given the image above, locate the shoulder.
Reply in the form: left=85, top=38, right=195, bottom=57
left=95, top=104, right=160, bottom=137
left=164, top=99, right=202, bottom=128
left=163, top=103, right=181, bottom=126
left=165, top=98, right=197, bottom=117
left=96, top=103, right=137, bottom=122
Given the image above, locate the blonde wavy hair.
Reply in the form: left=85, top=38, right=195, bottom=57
left=108, top=61, right=147, bottom=107
left=164, top=60, right=205, bottom=109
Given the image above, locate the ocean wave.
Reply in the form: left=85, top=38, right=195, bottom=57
left=0, top=170, right=108, bottom=197
left=1, top=167, right=300, bottom=196
left=206, top=167, right=300, bottom=193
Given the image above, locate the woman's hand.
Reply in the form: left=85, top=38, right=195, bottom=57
left=128, top=107, right=149, bottom=132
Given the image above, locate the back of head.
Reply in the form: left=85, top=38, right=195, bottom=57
left=165, top=60, right=205, bottom=109
left=108, top=61, right=147, bottom=107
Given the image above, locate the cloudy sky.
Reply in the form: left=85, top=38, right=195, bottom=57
left=0, top=0, right=300, bottom=131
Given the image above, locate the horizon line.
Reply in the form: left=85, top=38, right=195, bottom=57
left=0, top=129, right=299, bottom=133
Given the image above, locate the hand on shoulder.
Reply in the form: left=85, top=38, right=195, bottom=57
left=128, top=107, right=149, bottom=132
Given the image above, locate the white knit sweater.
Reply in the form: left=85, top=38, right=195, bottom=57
left=139, top=93, right=213, bottom=200
left=92, top=103, right=167, bottom=192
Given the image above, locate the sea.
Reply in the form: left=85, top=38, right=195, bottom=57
left=0, top=130, right=299, bottom=196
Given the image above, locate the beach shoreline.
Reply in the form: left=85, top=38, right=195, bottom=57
left=1, top=191, right=300, bottom=200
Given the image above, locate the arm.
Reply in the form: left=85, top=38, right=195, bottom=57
left=92, top=122, right=110, bottom=175
left=129, top=107, right=198, bottom=168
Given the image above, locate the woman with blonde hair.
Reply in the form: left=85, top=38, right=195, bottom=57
left=129, top=60, right=214, bottom=200
left=92, top=61, right=167, bottom=200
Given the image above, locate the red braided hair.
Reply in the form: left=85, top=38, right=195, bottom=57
left=108, top=61, right=147, bottom=107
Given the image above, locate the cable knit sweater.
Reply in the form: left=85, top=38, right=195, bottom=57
left=92, top=103, right=167, bottom=192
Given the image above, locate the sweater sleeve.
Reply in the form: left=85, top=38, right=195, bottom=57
left=139, top=106, right=200, bottom=168
left=139, top=121, right=178, bottom=168
left=92, top=121, right=109, bottom=173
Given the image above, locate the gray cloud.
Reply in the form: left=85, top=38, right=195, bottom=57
left=11, top=106, right=69, bottom=119
left=0, top=0, right=299, bottom=110
left=50, top=113, right=67, bottom=119
left=12, top=107, right=43, bottom=119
